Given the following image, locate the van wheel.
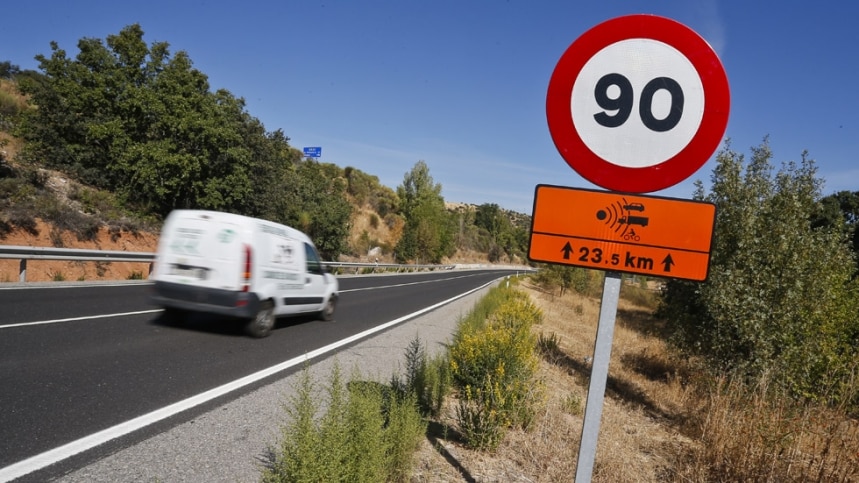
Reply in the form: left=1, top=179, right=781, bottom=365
left=245, top=300, right=275, bottom=338
left=320, top=296, right=336, bottom=321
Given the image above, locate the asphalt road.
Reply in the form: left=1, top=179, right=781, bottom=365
left=0, top=269, right=520, bottom=482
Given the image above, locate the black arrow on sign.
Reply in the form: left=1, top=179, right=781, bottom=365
left=561, top=242, right=574, bottom=260
left=661, top=254, right=675, bottom=273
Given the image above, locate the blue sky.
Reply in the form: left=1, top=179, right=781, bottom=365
left=3, top=1, right=858, bottom=214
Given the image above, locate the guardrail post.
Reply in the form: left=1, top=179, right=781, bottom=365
left=19, top=259, right=26, bottom=282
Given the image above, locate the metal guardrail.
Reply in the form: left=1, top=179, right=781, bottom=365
left=0, top=245, right=457, bottom=282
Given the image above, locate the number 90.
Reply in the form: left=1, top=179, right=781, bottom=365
left=593, top=73, right=684, bottom=132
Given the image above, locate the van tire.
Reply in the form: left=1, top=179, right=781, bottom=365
left=245, top=300, right=275, bottom=338
left=320, top=296, right=336, bottom=321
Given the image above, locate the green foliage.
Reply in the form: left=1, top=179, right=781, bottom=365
left=449, top=286, right=543, bottom=450
left=813, top=190, right=859, bottom=274
left=14, top=24, right=298, bottom=221
left=390, top=336, right=451, bottom=418
left=263, top=363, right=426, bottom=483
left=127, top=270, right=144, bottom=280
left=537, top=331, right=562, bottom=360
left=0, top=61, right=21, bottom=79
left=561, top=392, right=583, bottom=416
left=394, top=161, right=455, bottom=263
left=619, top=279, right=660, bottom=310
left=447, top=203, right=529, bottom=263
left=268, top=160, right=352, bottom=260
left=659, top=139, right=859, bottom=405
left=343, top=166, right=399, bottom=217
left=531, top=264, right=602, bottom=297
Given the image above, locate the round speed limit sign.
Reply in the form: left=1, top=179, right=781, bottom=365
left=546, top=14, right=730, bottom=193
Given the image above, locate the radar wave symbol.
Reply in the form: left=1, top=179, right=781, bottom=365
left=595, top=199, right=631, bottom=237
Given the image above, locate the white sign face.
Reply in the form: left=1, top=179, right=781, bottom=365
left=571, top=38, right=705, bottom=168
left=545, top=14, right=730, bottom=193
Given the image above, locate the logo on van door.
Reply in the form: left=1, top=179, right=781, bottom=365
left=217, top=228, right=236, bottom=243
left=274, top=244, right=295, bottom=264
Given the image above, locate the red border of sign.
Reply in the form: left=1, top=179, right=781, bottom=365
left=546, top=14, right=730, bottom=193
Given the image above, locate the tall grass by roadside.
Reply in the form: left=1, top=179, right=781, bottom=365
left=262, top=362, right=426, bottom=483
left=680, top=370, right=859, bottom=482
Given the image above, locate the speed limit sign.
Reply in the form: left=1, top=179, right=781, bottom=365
left=546, top=14, right=730, bottom=193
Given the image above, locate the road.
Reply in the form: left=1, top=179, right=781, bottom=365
left=0, top=269, right=522, bottom=482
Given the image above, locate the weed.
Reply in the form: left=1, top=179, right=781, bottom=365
left=263, top=362, right=426, bottom=483
left=560, top=392, right=583, bottom=416
left=537, top=331, right=562, bottom=359
left=95, top=261, right=109, bottom=277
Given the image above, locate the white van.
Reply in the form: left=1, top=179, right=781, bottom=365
left=149, top=210, right=338, bottom=337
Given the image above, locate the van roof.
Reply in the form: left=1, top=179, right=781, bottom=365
left=166, top=209, right=313, bottom=243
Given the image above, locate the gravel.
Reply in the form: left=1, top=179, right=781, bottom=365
left=56, top=280, right=498, bottom=482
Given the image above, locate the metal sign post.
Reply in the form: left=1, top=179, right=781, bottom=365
left=575, top=271, right=621, bottom=483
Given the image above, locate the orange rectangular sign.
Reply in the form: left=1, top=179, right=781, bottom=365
left=528, top=185, right=716, bottom=281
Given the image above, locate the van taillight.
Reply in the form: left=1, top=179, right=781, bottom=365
left=242, top=244, right=252, bottom=292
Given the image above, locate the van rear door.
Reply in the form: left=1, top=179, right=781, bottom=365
left=157, top=213, right=244, bottom=291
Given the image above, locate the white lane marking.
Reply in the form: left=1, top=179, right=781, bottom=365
left=1, top=274, right=478, bottom=328
left=339, top=273, right=479, bottom=293
left=0, top=282, right=153, bottom=291
left=0, top=278, right=499, bottom=482
left=0, top=310, right=162, bottom=330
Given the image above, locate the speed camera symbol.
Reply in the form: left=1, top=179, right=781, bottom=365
left=596, top=199, right=649, bottom=239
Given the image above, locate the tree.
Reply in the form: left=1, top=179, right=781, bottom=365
left=659, top=139, right=859, bottom=404
left=394, top=161, right=455, bottom=263
left=813, top=190, right=859, bottom=272
left=15, top=24, right=286, bottom=218
left=271, top=160, right=352, bottom=260
left=0, top=61, right=20, bottom=79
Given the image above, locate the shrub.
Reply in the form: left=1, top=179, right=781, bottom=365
left=391, top=336, right=451, bottom=418
left=448, top=286, right=544, bottom=449
left=537, top=331, right=562, bottom=360
left=659, top=141, right=859, bottom=405
left=263, top=363, right=426, bottom=483
left=561, top=392, right=583, bottom=416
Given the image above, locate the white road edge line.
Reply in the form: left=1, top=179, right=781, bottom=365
left=1, top=310, right=163, bottom=329
left=0, top=279, right=498, bottom=482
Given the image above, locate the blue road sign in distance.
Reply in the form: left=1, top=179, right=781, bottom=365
left=303, top=147, right=322, bottom=158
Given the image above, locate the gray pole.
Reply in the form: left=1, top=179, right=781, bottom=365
left=574, top=271, right=622, bottom=482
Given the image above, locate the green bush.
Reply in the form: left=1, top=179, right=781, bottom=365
left=391, top=336, right=451, bottom=418
left=659, top=140, right=859, bottom=406
left=263, top=363, right=426, bottom=483
left=448, top=286, right=543, bottom=449
left=127, top=270, right=144, bottom=280
left=530, top=265, right=602, bottom=297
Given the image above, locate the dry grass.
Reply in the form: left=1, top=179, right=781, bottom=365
left=411, top=279, right=859, bottom=482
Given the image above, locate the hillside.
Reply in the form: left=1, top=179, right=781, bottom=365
left=2, top=74, right=529, bottom=282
